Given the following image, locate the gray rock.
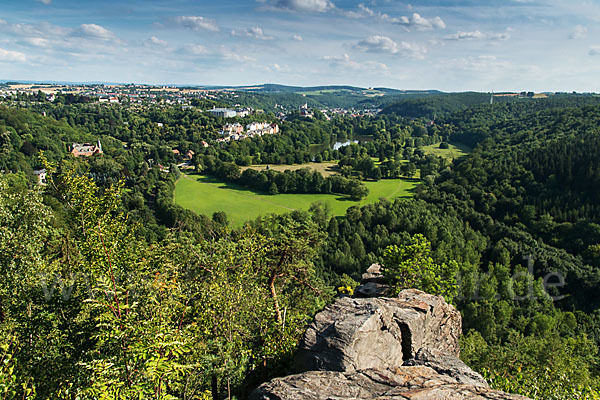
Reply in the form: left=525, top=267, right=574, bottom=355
left=254, top=289, right=531, bottom=400
left=361, top=263, right=384, bottom=282
left=354, top=281, right=392, bottom=298
left=394, top=289, right=462, bottom=358
left=355, top=263, right=391, bottom=298
left=294, top=296, right=405, bottom=373
left=294, top=289, right=461, bottom=373
left=404, top=348, right=488, bottom=387
left=249, top=366, right=530, bottom=400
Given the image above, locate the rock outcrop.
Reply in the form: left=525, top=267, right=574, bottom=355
left=251, top=281, right=531, bottom=400
left=294, top=289, right=461, bottom=373
left=250, top=367, right=528, bottom=400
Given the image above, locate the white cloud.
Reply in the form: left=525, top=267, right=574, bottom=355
left=338, top=3, right=418, bottom=26
left=355, top=35, right=427, bottom=58
left=182, top=44, right=209, bottom=55
left=444, top=30, right=511, bottom=41
left=147, top=36, right=168, bottom=47
left=0, top=21, right=67, bottom=37
left=394, top=13, right=445, bottom=30
left=22, top=37, right=49, bottom=47
left=171, top=16, right=219, bottom=32
left=73, top=24, right=116, bottom=40
left=570, top=25, right=587, bottom=39
left=589, top=47, right=600, bottom=56
left=0, top=20, right=124, bottom=59
left=36, top=0, right=51, bottom=4
left=356, top=3, right=375, bottom=16
left=35, top=22, right=71, bottom=37
left=221, top=50, right=256, bottom=63
left=292, top=34, right=303, bottom=41
left=445, top=31, right=485, bottom=40
left=266, top=0, right=335, bottom=13
left=266, top=63, right=290, bottom=72
left=323, top=53, right=389, bottom=72
left=339, top=3, right=376, bottom=18
left=0, top=47, right=26, bottom=62
left=231, top=26, right=273, bottom=40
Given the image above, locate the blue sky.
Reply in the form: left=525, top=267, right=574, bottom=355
left=0, top=0, right=599, bottom=91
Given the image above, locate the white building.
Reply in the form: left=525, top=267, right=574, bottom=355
left=208, top=108, right=237, bottom=118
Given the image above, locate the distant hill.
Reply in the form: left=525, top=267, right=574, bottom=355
left=209, top=84, right=444, bottom=109
left=380, top=92, right=504, bottom=119
left=381, top=92, right=600, bottom=120
left=210, top=83, right=441, bottom=96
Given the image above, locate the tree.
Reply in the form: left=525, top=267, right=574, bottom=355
left=340, top=165, right=353, bottom=178
left=348, top=180, right=369, bottom=201
left=382, top=234, right=458, bottom=302
left=0, top=174, right=53, bottom=397
left=30, top=162, right=196, bottom=399
left=212, top=211, right=229, bottom=226
left=221, top=162, right=241, bottom=180
left=401, top=162, right=417, bottom=178
left=373, top=167, right=382, bottom=181
left=461, top=330, right=600, bottom=400
left=254, top=214, right=327, bottom=323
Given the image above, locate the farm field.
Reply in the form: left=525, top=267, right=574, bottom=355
left=241, top=162, right=339, bottom=177
left=174, top=174, right=418, bottom=226
left=421, top=142, right=472, bottom=161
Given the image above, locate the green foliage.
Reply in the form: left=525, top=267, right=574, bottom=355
left=0, top=161, right=331, bottom=398
left=382, top=234, right=458, bottom=302
left=5, top=91, right=600, bottom=399
left=0, top=336, right=35, bottom=399
left=336, top=274, right=358, bottom=296
left=462, top=330, right=600, bottom=400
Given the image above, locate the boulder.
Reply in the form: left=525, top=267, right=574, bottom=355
left=294, top=289, right=461, bottom=373
left=253, top=289, right=531, bottom=400
left=250, top=366, right=530, bottom=400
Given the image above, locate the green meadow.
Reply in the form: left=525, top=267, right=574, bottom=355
left=174, top=174, right=418, bottom=226
left=421, top=142, right=472, bottom=161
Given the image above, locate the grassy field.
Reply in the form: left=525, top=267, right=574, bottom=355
left=241, top=162, right=339, bottom=177
left=421, top=142, right=472, bottom=161
left=174, top=174, right=418, bottom=226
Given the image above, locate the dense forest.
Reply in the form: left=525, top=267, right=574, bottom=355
left=2, top=91, right=600, bottom=399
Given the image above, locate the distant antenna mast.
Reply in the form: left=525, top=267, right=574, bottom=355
left=490, top=90, right=494, bottom=105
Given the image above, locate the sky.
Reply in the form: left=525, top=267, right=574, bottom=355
left=0, top=0, right=599, bottom=91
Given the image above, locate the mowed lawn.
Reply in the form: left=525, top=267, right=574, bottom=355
left=174, top=174, right=418, bottom=226
left=421, top=142, right=472, bottom=161
left=240, top=162, right=339, bottom=177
